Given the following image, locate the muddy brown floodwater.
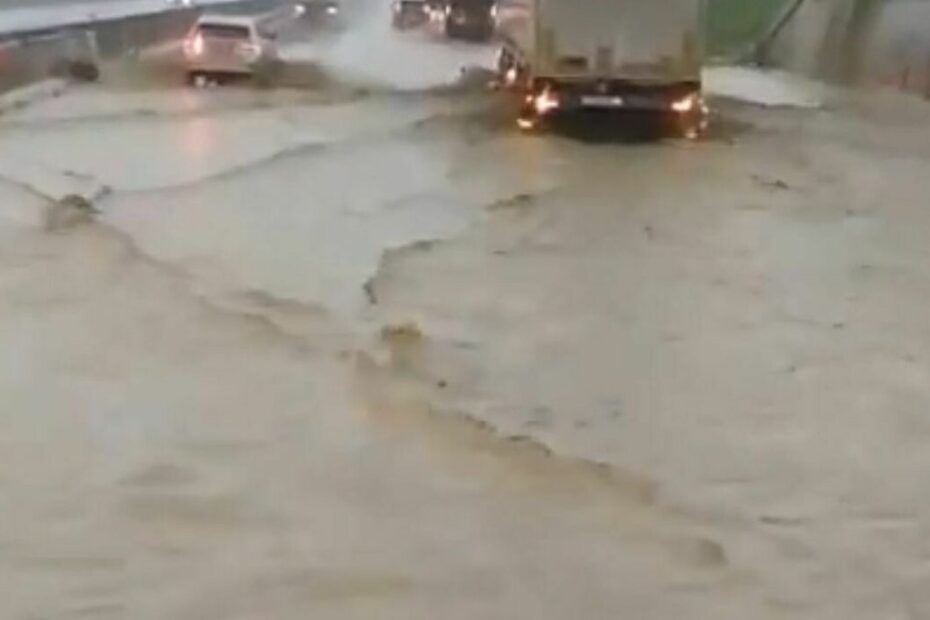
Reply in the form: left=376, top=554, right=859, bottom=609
left=2, top=27, right=930, bottom=620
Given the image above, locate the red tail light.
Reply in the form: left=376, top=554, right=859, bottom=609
left=184, top=33, right=204, bottom=57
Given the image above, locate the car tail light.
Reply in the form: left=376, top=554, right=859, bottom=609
left=533, top=89, right=559, bottom=115
left=505, top=67, right=518, bottom=86
left=184, top=33, right=204, bottom=57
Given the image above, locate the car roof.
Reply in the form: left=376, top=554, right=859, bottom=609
left=196, top=14, right=258, bottom=28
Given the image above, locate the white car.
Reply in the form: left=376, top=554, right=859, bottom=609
left=183, top=15, right=279, bottom=83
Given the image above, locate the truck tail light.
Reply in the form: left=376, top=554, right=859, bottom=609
left=671, top=93, right=698, bottom=113
left=533, top=89, right=559, bottom=115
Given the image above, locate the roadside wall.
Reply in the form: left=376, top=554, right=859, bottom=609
left=866, top=0, right=930, bottom=96
left=706, top=0, right=791, bottom=57
left=773, top=0, right=930, bottom=97
left=35, top=0, right=290, bottom=58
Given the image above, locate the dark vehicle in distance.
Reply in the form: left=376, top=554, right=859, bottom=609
left=425, top=0, right=447, bottom=22
left=444, top=0, right=496, bottom=41
left=392, top=0, right=429, bottom=29
left=294, top=0, right=343, bottom=29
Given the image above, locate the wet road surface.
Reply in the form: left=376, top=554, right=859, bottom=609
left=3, top=18, right=930, bottom=620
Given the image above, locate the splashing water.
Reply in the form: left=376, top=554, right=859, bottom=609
left=282, top=0, right=498, bottom=91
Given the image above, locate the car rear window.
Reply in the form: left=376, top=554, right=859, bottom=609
left=197, top=24, right=251, bottom=39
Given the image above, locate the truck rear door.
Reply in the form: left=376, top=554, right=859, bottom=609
left=536, top=0, right=703, bottom=82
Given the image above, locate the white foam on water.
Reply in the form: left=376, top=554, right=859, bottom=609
left=704, top=65, right=828, bottom=108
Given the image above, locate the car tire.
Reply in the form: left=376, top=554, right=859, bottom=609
left=187, top=71, right=211, bottom=88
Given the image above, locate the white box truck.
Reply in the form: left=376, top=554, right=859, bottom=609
left=496, top=0, right=708, bottom=136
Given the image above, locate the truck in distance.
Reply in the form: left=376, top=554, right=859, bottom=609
left=392, top=0, right=431, bottom=30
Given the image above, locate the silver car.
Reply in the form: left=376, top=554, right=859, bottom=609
left=183, top=15, right=278, bottom=83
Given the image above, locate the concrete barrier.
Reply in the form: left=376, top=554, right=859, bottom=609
left=0, top=30, right=97, bottom=93
left=772, top=0, right=930, bottom=98
left=867, top=0, right=930, bottom=97
left=64, top=0, right=290, bottom=58
left=92, top=8, right=198, bottom=57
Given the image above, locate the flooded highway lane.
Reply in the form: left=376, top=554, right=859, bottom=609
left=0, top=88, right=767, bottom=618
left=3, top=23, right=930, bottom=620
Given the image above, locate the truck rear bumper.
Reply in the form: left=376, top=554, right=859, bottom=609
left=517, top=79, right=708, bottom=137
left=541, top=78, right=700, bottom=107
left=560, top=93, right=688, bottom=112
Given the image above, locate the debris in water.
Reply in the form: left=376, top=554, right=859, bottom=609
left=505, top=434, right=555, bottom=457
left=687, top=538, right=729, bottom=568
left=68, top=61, right=100, bottom=83
left=752, top=174, right=791, bottom=190
left=380, top=321, right=424, bottom=347
left=44, top=194, right=98, bottom=231
left=363, top=278, right=378, bottom=305
left=488, top=193, right=535, bottom=212
left=51, top=59, right=100, bottom=83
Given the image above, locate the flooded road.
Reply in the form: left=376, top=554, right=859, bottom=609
left=3, top=21, right=930, bottom=620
